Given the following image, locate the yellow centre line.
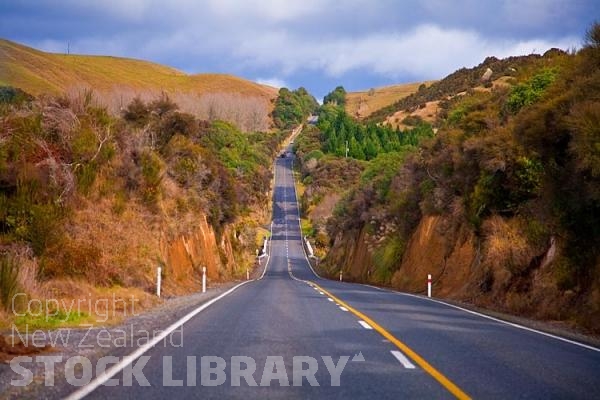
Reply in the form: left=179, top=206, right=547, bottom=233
left=310, top=281, right=471, bottom=400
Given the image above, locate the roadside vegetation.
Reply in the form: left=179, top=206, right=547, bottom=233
left=0, top=89, right=288, bottom=326
left=296, top=23, right=600, bottom=333
left=318, top=104, right=433, bottom=160
left=272, top=87, right=319, bottom=129
left=294, top=86, right=434, bottom=258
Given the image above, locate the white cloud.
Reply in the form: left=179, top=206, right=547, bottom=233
left=7, top=0, right=589, bottom=92
left=256, top=77, right=288, bottom=88
left=234, top=24, right=579, bottom=79
left=39, top=21, right=577, bottom=82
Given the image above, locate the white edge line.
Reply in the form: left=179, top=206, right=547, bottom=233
left=290, top=136, right=599, bottom=354
left=361, top=283, right=388, bottom=292
left=358, top=320, right=373, bottom=330
left=417, top=295, right=600, bottom=353
left=361, top=285, right=600, bottom=353
left=291, top=158, right=322, bottom=280
left=391, top=350, right=416, bottom=369
left=258, top=158, right=277, bottom=281
left=64, top=280, right=252, bottom=400
left=69, top=136, right=300, bottom=399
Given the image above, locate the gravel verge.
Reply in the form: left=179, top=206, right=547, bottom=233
left=0, top=279, right=249, bottom=399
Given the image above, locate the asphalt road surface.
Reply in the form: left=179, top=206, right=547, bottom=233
left=72, top=152, right=600, bottom=399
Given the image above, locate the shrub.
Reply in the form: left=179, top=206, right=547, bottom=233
left=173, top=157, right=198, bottom=187
left=41, top=239, right=107, bottom=284
left=149, top=92, right=178, bottom=117
left=76, top=162, right=97, bottom=194
left=304, top=150, right=325, bottom=162
left=0, top=86, right=32, bottom=105
left=122, top=97, right=149, bottom=127
left=2, top=179, right=64, bottom=256
left=0, top=254, right=19, bottom=310
left=554, top=257, right=578, bottom=291
left=71, top=125, right=99, bottom=162
left=27, top=203, right=63, bottom=256
left=156, top=111, right=197, bottom=149
left=506, top=68, right=557, bottom=113
left=360, top=150, right=412, bottom=201
left=372, top=236, right=405, bottom=284
left=140, top=150, right=163, bottom=205
left=401, top=115, right=423, bottom=126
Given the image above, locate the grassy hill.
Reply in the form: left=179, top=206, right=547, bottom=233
left=0, top=39, right=277, bottom=99
left=345, top=81, right=435, bottom=119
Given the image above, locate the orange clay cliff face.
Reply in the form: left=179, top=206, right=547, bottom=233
left=325, top=214, right=600, bottom=334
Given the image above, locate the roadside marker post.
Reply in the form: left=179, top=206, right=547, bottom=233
left=247, top=268, right=250, bottom=280
left=202, top=266, right=207, bottom=293
left=340, top=270, right=343, bottom=282
left=427, top=274, right=432, bottom=298
left=156, top=266, right=162, bottom=297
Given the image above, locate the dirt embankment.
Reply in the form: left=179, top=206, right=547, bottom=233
left=325, top=215, right=600, bottom=334
left=160, top=214, right=237, bottom=293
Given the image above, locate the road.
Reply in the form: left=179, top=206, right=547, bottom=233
left=73, top=152, right=600, bottom=399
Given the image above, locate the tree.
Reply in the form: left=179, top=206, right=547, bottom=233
left=585, top=21, right=600, bottom=49
left=272, top=87, right=319, bottom=129
left=323, top=86, right=347, bottom=106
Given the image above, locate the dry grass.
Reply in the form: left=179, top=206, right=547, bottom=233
left=0, top=39, right=277, bottom=107
left=482, top=216, right=534, bottom=275
left=345, top=81, right=435, bottom=119
left=65, top=195, right=164, bottom=289
left=384, top=100, right=441, bottom=129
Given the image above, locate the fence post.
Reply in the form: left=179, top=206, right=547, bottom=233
left=427, top=274, right=432, bottom=298
left=156, top=266, right=162, bottom=297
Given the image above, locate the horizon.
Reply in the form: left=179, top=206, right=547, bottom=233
left=0, top=1, right=596, bottom=101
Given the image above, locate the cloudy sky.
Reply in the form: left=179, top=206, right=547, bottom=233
left=0, top=0, right=596, bottom=100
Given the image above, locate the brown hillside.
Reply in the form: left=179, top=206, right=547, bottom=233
left=0, top=39, right=277, bottom=131
left=0, top=39, right=277, bottom=99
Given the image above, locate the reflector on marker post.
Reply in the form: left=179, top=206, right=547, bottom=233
left=427, top=274, right=432, bottom=298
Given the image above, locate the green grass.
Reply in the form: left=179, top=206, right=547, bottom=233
left=13, top=310, right=90, bottom=330
left=301, top=218, right=316, bottom=237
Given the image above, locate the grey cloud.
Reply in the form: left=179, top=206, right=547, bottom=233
left=0, top=0, right=595, bottom=95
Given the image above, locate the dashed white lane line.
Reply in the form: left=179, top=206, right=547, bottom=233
left=328, top=298, right=334, bottom=302
left=358, top=320, right=373, bottom=330
left=339, top=306, right=349, bottom=312
left=391, top=350, right=416, bottom=369
left=319, top=291, right=325, bottom=295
